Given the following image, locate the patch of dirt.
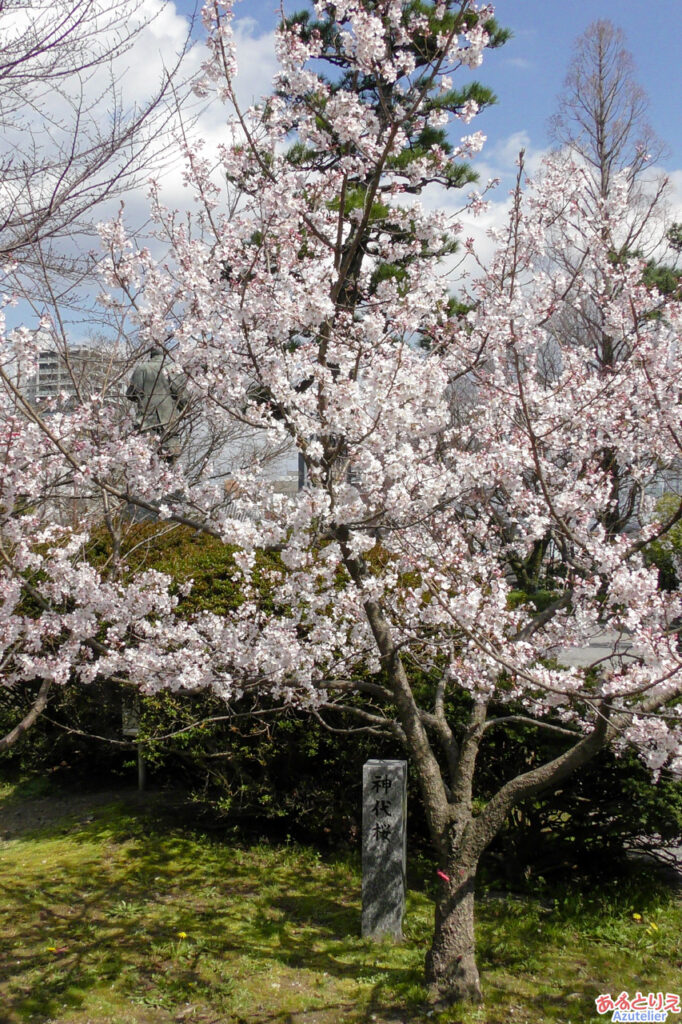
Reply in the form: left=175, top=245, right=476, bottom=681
left=228, top=1009, right=409, bottom=1024
left=0, top=787, right=151, bottom=841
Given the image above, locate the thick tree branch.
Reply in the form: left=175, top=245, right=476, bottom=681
left=0, top=679, right=52, bottom=753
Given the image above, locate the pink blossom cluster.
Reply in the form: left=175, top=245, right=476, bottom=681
left=2, top=0, right=681, bottom=779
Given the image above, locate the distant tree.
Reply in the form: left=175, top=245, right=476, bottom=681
left=549, top=18, right=668, bottom=257
left=666, top=222, right=682, bottom=254
left=544, top=20, right=673, bottom=540
left=0, top=0, right=186, bottom=275
left=0, top=0, right=189, bottom=755
left=643, top=255, right=682, bottom=302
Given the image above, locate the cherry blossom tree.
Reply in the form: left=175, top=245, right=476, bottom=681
left=0, top=0, right=194, bottom=753
left=543, top=19, right=674, bottom=549
left=1, top=0, right=681, bottom=1005
left=0, top=0, right=188, bottom=269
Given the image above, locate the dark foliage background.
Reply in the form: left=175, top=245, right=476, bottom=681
left=2, top=520, right=681, bottom=890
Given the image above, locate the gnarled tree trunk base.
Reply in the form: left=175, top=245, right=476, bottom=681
left=425, top=948, right=483, bottom=1005
left=425, top=864, right=483, bottom=1005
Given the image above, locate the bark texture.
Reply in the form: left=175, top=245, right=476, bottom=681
left=425, top=863, right=482, bottom=1004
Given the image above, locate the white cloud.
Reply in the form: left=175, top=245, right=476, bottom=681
left=0, top=0, right=280, bottom=223
left=503, top=57, right=532, bottom=70
left=487, top=131, right=549, bottom=178
left=454, top=145, right=682, bottom=286
left=140, top=13, right=278, bottom=212
left=231, top=18, right=279, bottom=109
left=444, top=134, right=551, bottom=283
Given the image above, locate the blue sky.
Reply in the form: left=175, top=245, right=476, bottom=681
left=174, top=0, right=682, bottom=172
left=11, top=0, right=679, bottom=338
left=469, top=1, right=682, bottom=172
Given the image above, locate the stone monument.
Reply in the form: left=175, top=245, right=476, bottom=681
left=362, top=758, right=407, bottom=940
left=121, top=695, right=146, bottom=792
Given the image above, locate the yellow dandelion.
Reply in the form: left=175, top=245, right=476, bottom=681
left=632, top=913, right=642, bottom=921
left=176, top=931, right=188, bottom=940
left=649, top=921, right=659, bottom=931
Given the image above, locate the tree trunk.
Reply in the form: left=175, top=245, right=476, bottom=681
left=425, top=861, right=482, bottom=1004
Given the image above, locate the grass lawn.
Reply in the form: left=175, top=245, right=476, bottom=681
left=0, top=780, right=680, bottom=1024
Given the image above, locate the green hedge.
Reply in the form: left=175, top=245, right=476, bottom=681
left=2, top=521, right=680, bottom=885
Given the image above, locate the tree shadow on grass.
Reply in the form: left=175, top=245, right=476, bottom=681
left=2, top=795, right=628, bottom=1024
left=0, top=799, right=426, bottom=1023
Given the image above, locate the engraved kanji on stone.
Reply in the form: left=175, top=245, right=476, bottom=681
left=372, top=799, right=392, bottom=818
left=362, top=760, right=407, bottom=941
left=371, top=774, right=393, bottom=794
